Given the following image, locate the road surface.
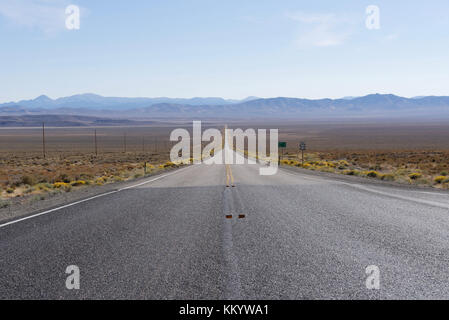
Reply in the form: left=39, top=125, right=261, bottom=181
left=1, top=149, right=449, bottom=299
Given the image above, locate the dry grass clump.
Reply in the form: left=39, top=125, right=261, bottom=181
left=53, top=182, right=72, bottom=192
left=0, top=199, right=10, bottom=208
left=163, top=161, right=177, bottom=168
left=366, top=171, right=379, bottom=178
left=409, top=173, right=422, bottom=180
left=434, top=176, right=448, bottom=184
left=71, top=180, right=88, bottom=187
left=380, top=174, right=395, bottom=181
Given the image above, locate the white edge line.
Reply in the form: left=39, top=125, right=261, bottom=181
left=342, top=183, right=449, bottom=209
left=0, top=166, right=192, bottom=229
left=0, top=191, right=118, bottom=229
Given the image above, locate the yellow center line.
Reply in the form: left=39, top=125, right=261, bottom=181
left=226, top=164, right=235, bottom=188
left=224, top=124, right=235, bottom=188
left=229, top=165, right=235, bottom=187
left=225, top=164, right=235, bottom=187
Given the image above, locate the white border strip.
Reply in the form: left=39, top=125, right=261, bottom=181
left=0, top=166, right=192, bottom=229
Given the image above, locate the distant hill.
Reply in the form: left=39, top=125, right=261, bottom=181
left=122, top=94, right=449, bottom=118
left=2, top=93, right=449, bottom=120
left=0, top=94, right=259, bottom=110
left=0, top=115, right=157, bottom=127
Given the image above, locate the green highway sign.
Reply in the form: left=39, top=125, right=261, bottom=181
left=279, top=142, right=287, bottom=148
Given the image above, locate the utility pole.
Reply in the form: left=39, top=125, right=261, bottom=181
left=300, top=142, right=307, bottom=166
left=42, top=122, right=46, bottom=159
left=142, top=137, right=145, bottom=153
left=278, top=142, right=287, bottom=164
left=94, top=129, right=98, bottom=156
left=123, top=132, right=127, bottom=153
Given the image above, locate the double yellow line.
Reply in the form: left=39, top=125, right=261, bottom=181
left=226, top=164, right=235, bottom=188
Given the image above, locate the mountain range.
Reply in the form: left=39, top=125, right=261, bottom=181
left=2, top=93, right=449, bottom=121
left=0, top=94, right=259, bottom=110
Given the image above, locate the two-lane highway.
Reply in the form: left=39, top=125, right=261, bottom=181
left=1, top=153, right=449, bottom=299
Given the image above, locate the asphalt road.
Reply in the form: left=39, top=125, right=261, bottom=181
left=1, top=149, right=449, bottom=299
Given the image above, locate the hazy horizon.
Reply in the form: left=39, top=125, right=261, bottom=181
left=1, top=92, right=447, bottom=105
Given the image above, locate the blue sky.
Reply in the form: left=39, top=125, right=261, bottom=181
left=0, top=0, right=448, bottom=102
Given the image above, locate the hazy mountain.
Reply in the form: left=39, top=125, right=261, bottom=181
left=132, top=94, right=449, bottom=118
left=0, top=94, right=259, bottom=110
left=2, top=93, right=449, bottom=121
